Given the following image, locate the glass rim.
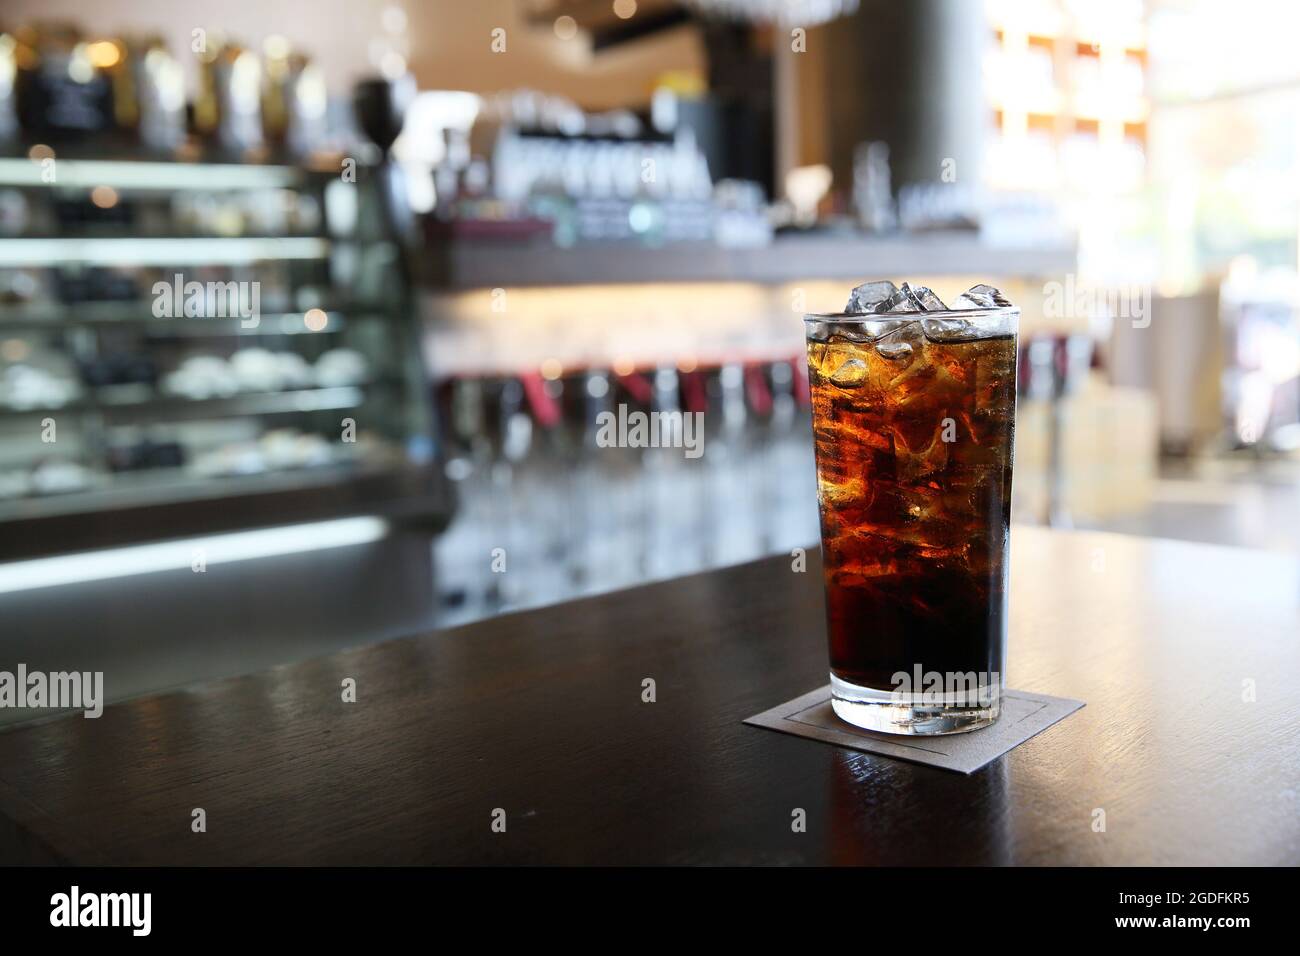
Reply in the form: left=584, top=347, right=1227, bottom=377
left=804, top=306, right=1020, bottom=322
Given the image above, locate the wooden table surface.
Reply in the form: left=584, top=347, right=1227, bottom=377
left=0, top=527, right=1296, bottom=865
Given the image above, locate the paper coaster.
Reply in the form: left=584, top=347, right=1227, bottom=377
left=744, top=685, right=1085, bottom=774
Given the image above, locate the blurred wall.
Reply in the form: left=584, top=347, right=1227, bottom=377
left=405, top=1, right=705, bottom=110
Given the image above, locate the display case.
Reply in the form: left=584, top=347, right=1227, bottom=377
left=0, top=154, right=449, bottom=559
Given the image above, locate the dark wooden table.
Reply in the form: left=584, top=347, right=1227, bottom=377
left=1, top=527, right=1296, bottom=865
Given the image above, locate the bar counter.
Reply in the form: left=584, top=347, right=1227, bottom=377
left=0, top=527, right=1296, bottom=865
left=420, top=231, right=1078, bottom=289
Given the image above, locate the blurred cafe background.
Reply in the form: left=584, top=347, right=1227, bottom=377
left=1, top=0, right=1298, bottom=720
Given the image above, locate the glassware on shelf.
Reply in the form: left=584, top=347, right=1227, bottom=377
left=195, top=37, right=264, bottom=158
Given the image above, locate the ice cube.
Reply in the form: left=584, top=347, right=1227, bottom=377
left=873, top=320, right=924, bottom=378
left=926, top=284, right=1016, bottom=341
left=829, top=358, right=871, bottom=388
left=806, top=318, right=832, bottom=342
left=950, top=283, right=1013, bottom=310
left=880, top=288, right=920, bottom=313
left=875, top=339, right=914, bottom=362
left=844, top=279, right=898, bottom=314
left=900, top=282, right=947, bottom=312
left=868, top=317, right=920, bottom=369
left=857, top=282, right=946, bottom=314
left=921, top=317, right=984, bottom=342
left=858, top=318, right=915, bottom=340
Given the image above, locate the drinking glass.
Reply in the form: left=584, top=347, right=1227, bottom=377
left=805, top=302, right=1019, bottom=734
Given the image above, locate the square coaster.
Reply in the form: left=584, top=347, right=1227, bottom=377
left=744, top=685, right=1084, bottom=774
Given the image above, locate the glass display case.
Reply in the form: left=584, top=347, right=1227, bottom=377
left=0, top=154, right=449, bottom=559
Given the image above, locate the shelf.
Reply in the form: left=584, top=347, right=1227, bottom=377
left=0, top=385, right=368, bottom=422
left=8, top=230, right=326, bottom=242
left=109, top=385, right=368, bottom=421
left=0, top=157, right=310, bottom=192
left=0, top=459, right=388, bottom=522
left=0, top=306, right=347, bottom=336
left=0, top=457, right=450, bottom=561
left=421, top=231, right=1079, bottom=289
left=0, top=236, right=330, bottom=267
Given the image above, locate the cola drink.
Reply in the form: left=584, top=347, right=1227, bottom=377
left=806, top=282, right=1018, bottom=735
